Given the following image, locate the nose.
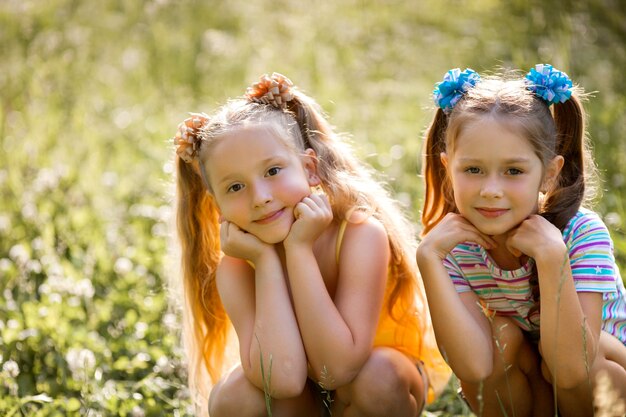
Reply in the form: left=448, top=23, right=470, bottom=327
left=252, top=181, right=272, bottom=207
left=480, top=175, right=503, bottom=199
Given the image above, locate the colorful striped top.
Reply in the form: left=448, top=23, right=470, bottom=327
left=443, top=209, right=626, bottom=344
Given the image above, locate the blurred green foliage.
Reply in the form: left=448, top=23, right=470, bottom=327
left=0, top=0, right=624, bottom=415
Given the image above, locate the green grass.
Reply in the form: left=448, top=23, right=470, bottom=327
left=1, top=0, right=625, bottom=415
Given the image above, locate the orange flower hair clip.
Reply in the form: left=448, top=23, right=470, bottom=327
left=173, top=112, right=209, bottom=163
left=245, top=72, right=294, bottom=109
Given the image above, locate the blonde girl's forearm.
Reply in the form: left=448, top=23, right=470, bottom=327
left=284, top=245, right=370, bottom=387
left=247, top=254, right=308, bottom=396
left=416, top=251, right=494, bottom=382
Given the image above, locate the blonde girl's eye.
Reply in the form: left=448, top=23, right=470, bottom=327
left=266, top=166, right=281, bottom=177
left=227, top=183, right=244, bottom=193
left=465, top=167, right=481, bottom=174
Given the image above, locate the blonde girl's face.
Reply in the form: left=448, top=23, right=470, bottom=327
left=442, top=117, right=561, bottom=239
left=204, top=125, right=319, bottom=244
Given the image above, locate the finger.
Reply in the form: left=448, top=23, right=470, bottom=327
left=301, top=195, right=322, bottom=208
left=294, top=201, right=314, bottom=218
left=220, top=220, right=230, bottom=242
left=457, top=223, right=497, bottom=249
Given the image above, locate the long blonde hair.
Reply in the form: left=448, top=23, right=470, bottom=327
left=172, top=75, right=424, bottom=408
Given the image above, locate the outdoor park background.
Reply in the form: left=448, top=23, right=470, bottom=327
left=1, top=0, right=625, bottom=415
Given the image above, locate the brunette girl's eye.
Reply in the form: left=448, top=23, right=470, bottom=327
left=507, top=168, right=523, bottom=175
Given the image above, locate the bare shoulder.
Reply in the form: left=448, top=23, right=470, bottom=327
left=340, top=215, right=390, bottom=259
left=344, top=215, right=388, bottom=245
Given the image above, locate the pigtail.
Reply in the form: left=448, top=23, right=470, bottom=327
left=175, top=157, right=229, bottom=402
left=421, top=109, right=454, bottom=236
left=541, top=95, right=588, bottom=230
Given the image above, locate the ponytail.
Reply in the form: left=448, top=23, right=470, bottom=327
left=541, top=95, right=591, bottom=230
left=175, top=157, right=229, bottom=394
left=421, top=109, right=455, bottom=236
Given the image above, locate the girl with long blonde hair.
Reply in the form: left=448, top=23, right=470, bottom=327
left=171, top=73, right=450, bottom=416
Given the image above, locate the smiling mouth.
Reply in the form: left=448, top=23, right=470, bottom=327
left=254, top=209, right=284, bottom=224
left=476, top=208, right=509, bottom=218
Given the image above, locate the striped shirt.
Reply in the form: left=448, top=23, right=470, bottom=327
left=443, top=209, right=626, bottom=344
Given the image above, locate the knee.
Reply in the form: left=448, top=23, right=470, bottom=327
left=209, top=368, right=264, bottom=417
left=344, top=348, right=424, bottom=412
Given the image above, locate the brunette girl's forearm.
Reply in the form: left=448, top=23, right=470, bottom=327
left=536, top=252, right=597, bottom=389
left=416, top=251, right=494, bottom=381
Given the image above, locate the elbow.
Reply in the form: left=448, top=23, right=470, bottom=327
left=270, top=377, right=307, bottom=399
left=550, top=366, right=589, bottom=391
left=267, top=366, right=308, bottom=399
left=448, top=348, right=494, bottom=383
left=252, top=357, right=308, bottom=400
left=454, top=361, right=494, bottom=384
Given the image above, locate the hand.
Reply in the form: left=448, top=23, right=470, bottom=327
left=505, top=215, right=566, bottom=261
left=417, top=213, right=497, bottom=261
left=284, top=193, right=333, bottom=247
left=220, top=220, right=274, bottom=263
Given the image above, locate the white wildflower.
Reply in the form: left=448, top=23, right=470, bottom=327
left=114, top=257, right=133, bottom=274
left=2, top=360, right=20, bottom=378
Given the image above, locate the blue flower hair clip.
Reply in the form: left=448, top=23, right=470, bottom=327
left=433, top=68, right=481, bottom=114
left=525, top=64, right=573, bottom=105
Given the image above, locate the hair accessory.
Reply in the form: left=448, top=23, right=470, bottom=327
left=433, top=68, right=481, bottom=114
left=525, top=64, right=573, bottom=105
left=245, top=72, right=294, bottom=109
left=173, top=112, right=209, bottom=163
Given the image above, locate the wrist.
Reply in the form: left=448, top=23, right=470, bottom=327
left=283, top=238, right=314, bottom=252
left=416, top=243, right=447, bottom=264
left=250, top=245, right=278, bottom=265
left=533, top=243, right=567, bottom=265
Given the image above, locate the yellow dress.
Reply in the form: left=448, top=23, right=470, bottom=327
left=336, top=219, right=451, bottom=404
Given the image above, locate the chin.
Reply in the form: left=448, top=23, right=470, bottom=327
left=256, top=229, right=290, bottom=245
left=472, top=223, right=509, bottom=237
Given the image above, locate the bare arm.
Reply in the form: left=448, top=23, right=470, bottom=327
left=284, top=195, right=388, bottom=388
left=507, top=215, right=600, bottom=389
left=216, top=223, right=307, bottom=398
left=416, top=213, right=498, bottom=381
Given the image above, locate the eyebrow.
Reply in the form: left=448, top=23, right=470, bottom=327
left=457, top=157, right=532, bottom=164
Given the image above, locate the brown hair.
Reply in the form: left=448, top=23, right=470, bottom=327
left=420, top=73, right=597, bottom=327
left=421, top=76, right=597, bottom=235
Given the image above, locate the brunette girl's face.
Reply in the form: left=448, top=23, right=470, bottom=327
left=442, top=117, right=562, bottom=238
left=204, top=125, right=319, bottom=244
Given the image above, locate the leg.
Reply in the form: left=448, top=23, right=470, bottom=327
left=209, top=365, right=322, bottom=417
left=460, top=315, right=554, bottom=417
left=549, top=331, right=626, bottom=417
left=332, top=347, right=426, bottom=417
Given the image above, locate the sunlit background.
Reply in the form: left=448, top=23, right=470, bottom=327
left=1, top=0, right=624, bottom=415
